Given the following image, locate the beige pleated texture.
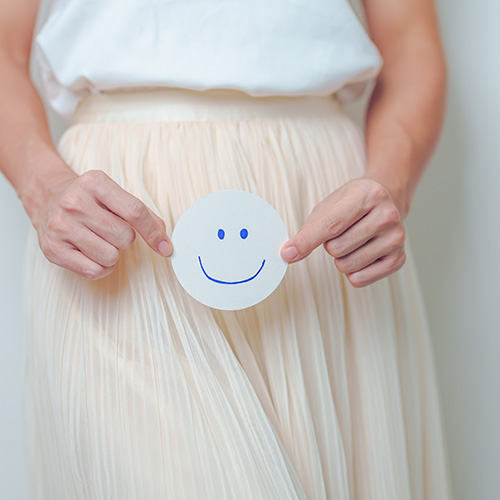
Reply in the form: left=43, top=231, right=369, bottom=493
left=21, top=89, right=451, bottom=499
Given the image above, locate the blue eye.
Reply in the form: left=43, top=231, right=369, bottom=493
left=218, top=229, right=225, bottom=240
left=240, top=228, right=248, bottom=239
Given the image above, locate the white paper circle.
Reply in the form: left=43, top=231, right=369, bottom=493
left=170, top=190, right=289, bottom=310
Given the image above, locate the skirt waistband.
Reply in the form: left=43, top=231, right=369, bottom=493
left=72, top=87, right=342, bottom=124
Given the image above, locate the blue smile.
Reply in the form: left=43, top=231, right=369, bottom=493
left=198, top=256, right=266, bottom=285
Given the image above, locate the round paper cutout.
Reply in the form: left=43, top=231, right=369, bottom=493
left=170, top=190, right=289, bottom=310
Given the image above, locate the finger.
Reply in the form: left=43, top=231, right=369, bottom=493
left=64, top=224, right=121, bottom=268
left=324, top=203, right=402, bottom=258
left=347, top=251, right=407, bottom=288
left=281, top=197, right=370, bottom=263
left=82, top=204, right=137, bottom=250
left=85, top=171, right=172, bottom=257
left=43, top=240, right=112, bottom=280
left=334, top=229, right=405, bottom=275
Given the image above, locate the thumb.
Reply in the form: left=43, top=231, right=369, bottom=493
left=279, top=214, right=332, bottom=263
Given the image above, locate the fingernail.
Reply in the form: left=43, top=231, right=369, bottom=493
left=281, top=244, right=298, bottom=262
left=158, top=240, right=172, bottom=257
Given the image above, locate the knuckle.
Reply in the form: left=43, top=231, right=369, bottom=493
left=391, top=226, right=406, bottom=248
left=46, top=213, right=66, bottom=234
left=59, top=192, right=84, bottom=212
left=381, top=204, right=401, bottom=226
left=324, top=239, right=341, bottom=257
left=80, top=169, right=106, bottom=186
left=339, top=251, right=366, bottom=274
left=127, top=199, right=146, bottom=221
left=385, top=250, right=405, bottom=275
left=118, top=228, right=136, bottom=249
left=323, top=214, right=344, bottom=236
left=101, top=247, right=120, bottom=267
left=335, top=256, right=350, bottom=274
left=366, top=181, right=387, bottom=204
left=40, top=238, right=55, bottom=259
left=394, top=251, right=407, bottom=269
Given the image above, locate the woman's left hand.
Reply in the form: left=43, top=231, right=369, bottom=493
left=280, top=177, right=407, bottom=288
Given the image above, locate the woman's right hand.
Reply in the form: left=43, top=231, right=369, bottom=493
left=0, top=0, right=172, bottom=280
left=28, top=168, right=173, bottom=280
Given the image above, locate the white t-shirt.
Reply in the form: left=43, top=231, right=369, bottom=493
left=33, top=0, right=383, bottom=123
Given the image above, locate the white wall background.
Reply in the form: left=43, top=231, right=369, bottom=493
left=1, top=0, right=498, bottom=498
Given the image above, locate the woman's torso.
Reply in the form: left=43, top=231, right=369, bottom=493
left=33, top=0, right=383, bottom=123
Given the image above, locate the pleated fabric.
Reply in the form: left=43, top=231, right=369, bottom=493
left=21, top=89, right=451, bottom=499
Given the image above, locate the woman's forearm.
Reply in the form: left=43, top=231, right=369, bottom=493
left=361, top=0, right=447, bottom=221
left=0, top=44, right=73, bottom=220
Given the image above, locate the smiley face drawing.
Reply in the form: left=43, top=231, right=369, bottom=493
left=170, top=190, right=289, bottom=310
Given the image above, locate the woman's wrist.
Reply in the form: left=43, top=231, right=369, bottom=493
left=17, top=144, right=77, bottom=225
left=361, top=171, right=411, bottom=221
left=361, top=120, right=420, bottom=222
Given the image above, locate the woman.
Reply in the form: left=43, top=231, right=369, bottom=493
left=1, top=0, right=451, bottom=498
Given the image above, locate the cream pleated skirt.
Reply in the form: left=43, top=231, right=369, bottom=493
left=21, top=88, right=451, bottom=499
